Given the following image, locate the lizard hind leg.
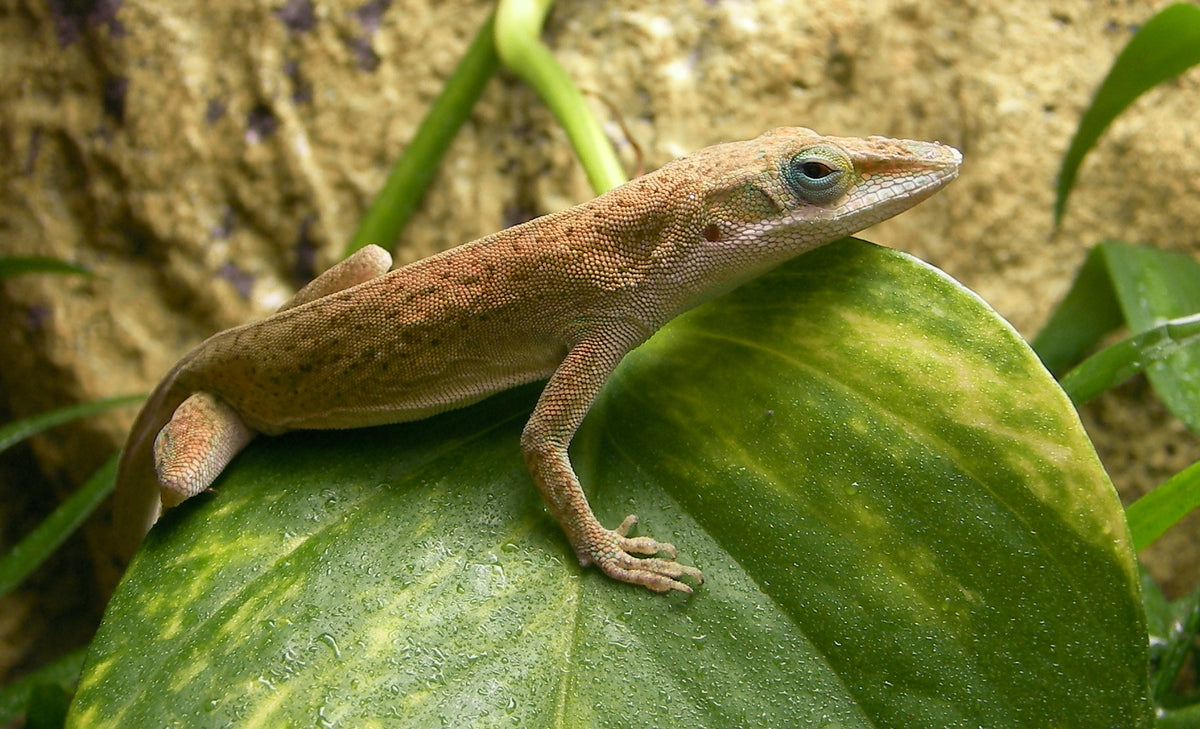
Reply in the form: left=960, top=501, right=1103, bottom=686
left=279, top=244, right=393, bottom=311
left=148, top=248, right=391, bottom=513
left=154, top=391, right=256, bottom=508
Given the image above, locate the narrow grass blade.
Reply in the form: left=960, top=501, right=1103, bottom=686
left=0, top=454, right=119, bottom=596
left=0, top=396, right=143, bottom=455
left=1149, top=585, right=1200, bottom=705
left=1156, top=702, right=1200, bottom=729
left=0, top=649, right=87, bottom=725
left=0, top=257, right=91, bottom=279
left=1054, top=3, right=1200, bottom=225
left=1126, top=458, right=1200, bottom=552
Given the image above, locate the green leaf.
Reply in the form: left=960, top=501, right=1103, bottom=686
left=1054, top=2, right=1200, bottom=225
left=69, top=241, right=1150, bottom=727
left=1104, top=241, right=1200, bottom=332
left=1127, top=459, right=1200, bottom=552
left=1036, top=241, right=1200, bottom=433
left=1031, top=244, right=1123, bottom=376
left=0, top=454, right=119, bottom=596
left=0, top=649, right=86, bottom=726
left=0, top=396, right=143, bottom=595
left=1157, top=703, right=1200, bottom=729
left=24, top=683, right=70, bottom=729
left=1150, top=584, right=1200, bottom=706
left=0, top=256, right=91, bottom=279
left=1140, top=566, right=1172, bottom=651
left=1103, top=241, right=1200, bottom=433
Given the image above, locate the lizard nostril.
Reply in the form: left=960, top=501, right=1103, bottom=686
left=702, top=223, right=722, bottom=242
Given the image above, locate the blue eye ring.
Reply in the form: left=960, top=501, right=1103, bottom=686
left=783, top=147, right=851, bottom=203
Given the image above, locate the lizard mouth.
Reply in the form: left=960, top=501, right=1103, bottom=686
left=829, top=140, right=962, bottom=228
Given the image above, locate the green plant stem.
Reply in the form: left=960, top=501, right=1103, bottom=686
left=495, top=0, right=627, bottom=194
left=1058, top=313, right=1200, bottom=406
left=345, top=11, right=502, bottom=256
left=1157, top=701, right=1200, bottom=729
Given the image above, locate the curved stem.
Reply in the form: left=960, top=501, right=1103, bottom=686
left=495, top=0, right=627, bottom=194
left=345, top=11, right=501, bottom=256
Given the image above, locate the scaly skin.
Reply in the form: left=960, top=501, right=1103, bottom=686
left=112, top=127, right=961, bottom=593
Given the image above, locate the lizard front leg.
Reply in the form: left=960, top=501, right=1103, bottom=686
left=521, top=334, right=704, bottom=593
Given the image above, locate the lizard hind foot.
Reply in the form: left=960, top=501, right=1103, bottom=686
left=583, top=515, right=705, bottom=594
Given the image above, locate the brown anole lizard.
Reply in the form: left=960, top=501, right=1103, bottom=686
left=112, top=127, right=961, bottom=593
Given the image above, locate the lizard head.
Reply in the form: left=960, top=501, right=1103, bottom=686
left=699, top=127, right=961, bottom=251
left=660, top=127, right=961, bottom=308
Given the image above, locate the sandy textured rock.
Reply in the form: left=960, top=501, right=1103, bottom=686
left=1, top=0, right=1197, bottom=678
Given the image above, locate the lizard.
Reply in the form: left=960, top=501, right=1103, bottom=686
left=112, top=127, right=961, bottom=594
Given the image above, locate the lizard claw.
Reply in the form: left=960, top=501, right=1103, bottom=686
left=579, top=515, right=704, bottom=593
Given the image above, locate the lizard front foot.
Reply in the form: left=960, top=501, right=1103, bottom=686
left=578, top=515, right=704, bottom=594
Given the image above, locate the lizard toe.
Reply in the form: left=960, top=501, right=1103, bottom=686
left=583, top=523, right=703, bottom=593
left=611, top=514, right=678, bottom=557
left=597, top=554, right=704, bottom=594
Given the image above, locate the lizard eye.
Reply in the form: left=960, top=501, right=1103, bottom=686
left=800, top=161, right=836, bottom=179
left=784, top=146, right=852, bottom=204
